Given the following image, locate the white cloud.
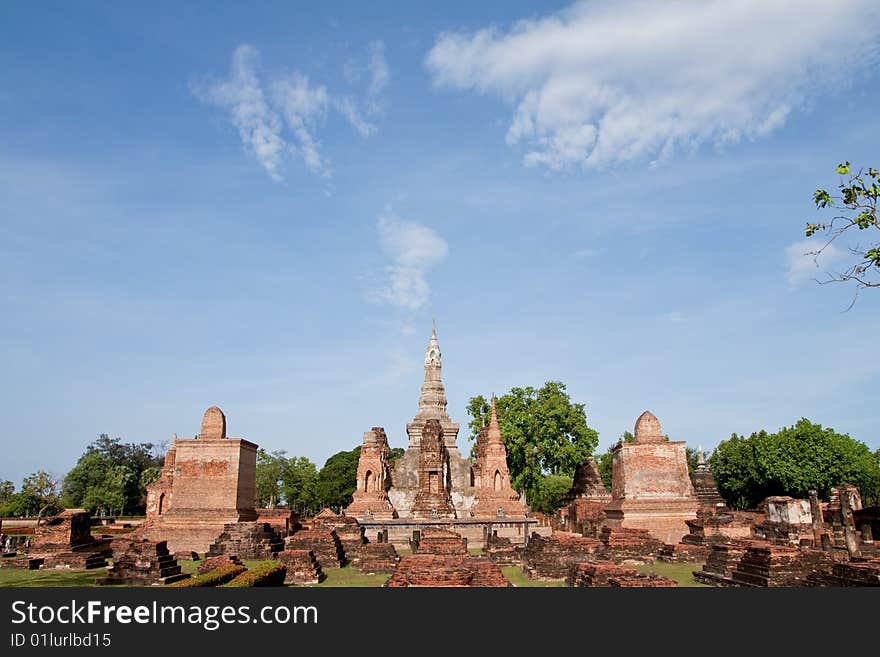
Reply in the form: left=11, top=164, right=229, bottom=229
left=368, top=41, right=390, bottom=97
left=191, top=45, right=286, bottom=181
left=373, top=210, right=448, bottom=310
left=334, top=96, right=376, bottom=137
left=786, top=239, right=845, bottom=286
left=664, top=311, right=686, bottom=323
left=194, top=42, right=388, bottom=181
left=426, top=0, right=880, bottom=170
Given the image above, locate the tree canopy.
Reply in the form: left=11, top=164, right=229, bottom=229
left=0, top=471, right=62, bottom=517
left=61, top=434, right=162, bottom=516
left=466, top=381, right=599, bottom=507
left=710, top=419, right=880, bottom=509
left=313, top=447, right=361, bottom=511
left=254, top=449, right=320, bottom=513
left=804, top=161, right=879, bottom=296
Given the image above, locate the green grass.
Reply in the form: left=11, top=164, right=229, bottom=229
left=633, top=561, right=710, bottom=587
left=304, top=566, right=389, bottom=587
left=0, top=565, right=108, bottom=587
left=502, top=566, right=565, bottom=587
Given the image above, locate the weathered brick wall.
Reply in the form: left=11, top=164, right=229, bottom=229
left=385, top=554, right=510, bottom=587
left=168, top=439, right=258, bottom=516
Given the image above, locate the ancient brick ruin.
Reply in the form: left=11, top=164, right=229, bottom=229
left=344, top=427, right=396, bottom=519
left=27, top=509, right=110, bottom=570
left=691, top=448, right=725, bottom=508
left=410, top=419, right=456, bottom=519
left=283, top=529, right=345, bottom=568
left=470, top=397, right=529, bottom=518
left=97, top=538, right=187, bottom=586
left=568, top=561, right=677, bottom=587
left=277, top=550, right=324, bottom=584
left=604, top=411, right=699, bottom=544
left=138, top=406, right=259, bottom=553
left=523, top=533, right=604, bottom=579
left=350, top=543, right=399, bottom=574
left=386, top=553, right=511, bottom=587
left=205, top=522, right=284, bottom=560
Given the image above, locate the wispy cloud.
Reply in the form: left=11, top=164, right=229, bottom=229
left=664, top=311, right=686, bottom=323
left=785, top=239, right=845, bottom=287
left=271, top=73, right=330, bottom=176
left=426, top=0, right=880, bottom=170
left=371, top=209, right=448, bottom=310
left=190, top=45, right=286, bottom=181
left=193, top=42, right=389, bottom=181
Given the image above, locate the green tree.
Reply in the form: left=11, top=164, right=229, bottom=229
left=0, top=471, right=61, bottom=517
left=804, top=162, right=879, bottom=296
left=281, top=456, right=319, bottom=514
left=0, top=480, right=14, bottom=505
left=255, top=449, right=287, bottom=508
left=531, top=474, right=574, bottom=514
left=314, top=447, right=361, bottom=511
left=62, top=434, right=162, bottom=514
left=466, top=381, right=599, bottom=506
left=711, top=419, right=880, bottom=509
left=595, top=431, right=634, bottom=491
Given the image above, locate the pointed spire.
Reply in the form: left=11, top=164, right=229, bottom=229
left=696, top=446, right=707, bottom=470
left=431, top=317, right=436, bottom=338
left=487, top=395, right=503, bottom=444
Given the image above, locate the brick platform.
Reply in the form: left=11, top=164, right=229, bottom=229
left=351, top=543, right=399, bottom=574
left=412, top=529, right=468, bottom=555
left=523, top=532, right=603, bottom=579
left=385, top=554, right=511, bottom=587
left=97, top=539, right=187, bottom=586
left=283, top=530, right=345, bottom=568
left=599, top=526, right=666, bottom=562
left=205, top=522, right=284, bottom=560
left=197, top=555, right=242, bottom=575
left=277, top=550, right=324, bottom=584
left=485, top=534, right=522, bottom=566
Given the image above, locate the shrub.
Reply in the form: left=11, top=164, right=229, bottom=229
left=168, top=564, right=246, bottom=587
left=222, top=561, right=286, bottom=587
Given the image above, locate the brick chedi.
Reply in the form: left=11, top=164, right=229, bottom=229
left=277, top=550, right=325, bottom=584
left=410, top=419, right=456, bottom=519
left=471, top=397, right=528, bottom=519
left=604, top=411, right=699, bottom=544
left=344, top=428, right=396, bottom=520
left=691, top=448, right=725, bottom=509
left=388, top=323, right=476, bottom=517
left=138, top=406, right=259, bottom=553
left=561, top=455, right=610, bottom=536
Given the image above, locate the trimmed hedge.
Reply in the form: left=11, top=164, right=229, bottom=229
left=169, top=564, right=246, bottom=587
left=222, top=561, right=286, bottom=588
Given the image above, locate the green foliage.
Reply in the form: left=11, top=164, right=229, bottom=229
left=314, top=447, right=361, bottom=511
left=804, top=162, right=879, bottom=292
left=0, top=480, right=14, bottom=505
left=466, top=382, right=599, bottom=506
left=221, top=561, right=286, bottom=587
left=531, top=474, right=573, bottom=514
left=254, top=449, right=319, bottom=513
left=711, top=419, right=880, bottom=509
left=169, top=564, right=247, bottom=587
left=62, top=435, right=162, bottom=515
left=0, top=471, right=61, bottom=517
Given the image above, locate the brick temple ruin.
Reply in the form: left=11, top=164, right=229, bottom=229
left=604, top=411, right=699, bottom=544
left=345, top=323, right=535, bottom=548
left=136, top=406, right=259, bottom=553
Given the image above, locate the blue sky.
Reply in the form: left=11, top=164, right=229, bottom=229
left=2, top=1, right=879, bottom=487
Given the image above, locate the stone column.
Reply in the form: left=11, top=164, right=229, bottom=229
left=839, top=492, right=861, bottom=558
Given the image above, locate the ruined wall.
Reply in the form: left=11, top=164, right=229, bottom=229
left=168, top=438, right=257, bottom=516
left=611, top=442, right=695, bottom=499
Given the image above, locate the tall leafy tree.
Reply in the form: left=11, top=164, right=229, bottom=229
left=62, top=434, right=162, bottom=514
left=0, top=471, right=61, bottom=517
left=281, top=457, right=319, bottom=514
left=314, top=447, right=361, bottom=511
left=467, top=381, right=598, bottom=505
left=255, top=449, right=287, bottom=508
